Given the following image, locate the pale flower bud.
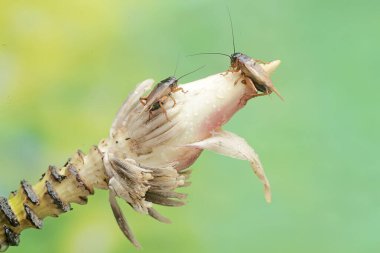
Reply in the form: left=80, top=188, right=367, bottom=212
left=99, top=60, right=281, bottom=247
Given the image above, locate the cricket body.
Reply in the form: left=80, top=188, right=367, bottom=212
left=225, top=8, right=283, bottom=99
left=139, top=66, right=204, bottom=121
left=191, top=9, right=283, bottom=100
left=230, top=52, right=284, bottom=100
left=139, top=76, right=185, bottom=120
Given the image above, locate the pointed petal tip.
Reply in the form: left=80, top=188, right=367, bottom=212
left=264, top=181, right=272, bottom=203
left=262, top=60, right=281, bottom=75
left=265, top=189, right=272, bottom=203
left=163, top=219, right=172, bottom=224
left=148, top=208, right=172, bottom=224
left=133, top=241, right=142, bottom=250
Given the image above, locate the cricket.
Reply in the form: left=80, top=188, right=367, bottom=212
left=139, top=65, right=204, bottom=121
left=190, top=9, right=284, bottom=100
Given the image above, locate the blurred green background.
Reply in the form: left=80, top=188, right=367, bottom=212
left=0, top=0, right=379, bottom=252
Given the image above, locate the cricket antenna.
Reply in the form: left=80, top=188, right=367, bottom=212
left=226, top=6, right=236, bottom=54
left=178, top=65, right=206, bottom=80
left=187, top=52, right=231, bottom=59
left=173, top=53, right=180, bottom=76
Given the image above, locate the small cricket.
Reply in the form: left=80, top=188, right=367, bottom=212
left=139, top=65, right=205, bottom=121
left=190, top=9, right=283, bottom=100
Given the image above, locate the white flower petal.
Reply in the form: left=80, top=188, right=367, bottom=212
left=185, top=130, right=271, bottom=203
left=111, top=79, right=155, bottom=136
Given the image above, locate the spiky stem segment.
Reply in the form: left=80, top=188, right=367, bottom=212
left=0, top=145, right=108, bottom=252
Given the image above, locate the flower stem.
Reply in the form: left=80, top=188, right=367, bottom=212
left=0, top=145, right=108, bottom=251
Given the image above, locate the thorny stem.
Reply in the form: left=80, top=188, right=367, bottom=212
left=0, top=145, right=108, bottom=251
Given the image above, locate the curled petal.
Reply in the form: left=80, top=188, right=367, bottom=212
left=185, top=130, right=271, bottom=203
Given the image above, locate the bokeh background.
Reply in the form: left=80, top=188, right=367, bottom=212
left=0, top=0, right=379, bottom=252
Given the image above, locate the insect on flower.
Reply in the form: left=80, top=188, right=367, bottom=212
left=190, top=9, right=284, bottom=100
left=0, top=54, right=282, bottom=251
left=139, top=66, right=205, bottom=121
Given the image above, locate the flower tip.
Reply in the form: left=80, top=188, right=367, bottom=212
left=134, top=242, right=142, bottom=250
left=262, top=60, right=281, bottom=75
left=264, top=185, right=272, bottom=203
left=265, top=193, right=272, bottom=203
left=258, top=181, right=272, bottom=203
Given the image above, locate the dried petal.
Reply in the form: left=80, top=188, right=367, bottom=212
left=109, top=187, right=141, bottom=248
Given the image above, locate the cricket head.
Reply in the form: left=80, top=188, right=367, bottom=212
left=230, top=52, right=243, bottom=68
left=169, top=77, right=179, bottom=88
left=159, top=76, right=178, bottom=88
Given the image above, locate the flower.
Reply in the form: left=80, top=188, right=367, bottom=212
left=99, top=60, right=281, bottom=247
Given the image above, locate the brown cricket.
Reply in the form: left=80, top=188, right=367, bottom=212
left=190, top=9, right=283, bottom=100
left=139, top=66, right=204, bottom=121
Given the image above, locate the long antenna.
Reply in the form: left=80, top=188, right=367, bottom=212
left=178, top=65, right=206, bottom=80
left=173, top=53, right=180, bottom=76
left=187, top=52, right=231, bottom=58
left=226, top=6, right=236, bottom=54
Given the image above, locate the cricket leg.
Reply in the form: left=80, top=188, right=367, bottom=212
left=168, top=94, right=177, bottom=108
left=243, top=76, right=263, bottom=97
left=223, top=67, right=236, bottom=76
left=234, top=72, right=246, bottom=85
left=148, top=111, right=153, bottom=121
left=159, top=101, right=170, bottom=122
left=139, top=97, right=147, bottom=106
left=223, top=67, right=240, bottom=76
left=172, top=87, right=188, bottom=94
